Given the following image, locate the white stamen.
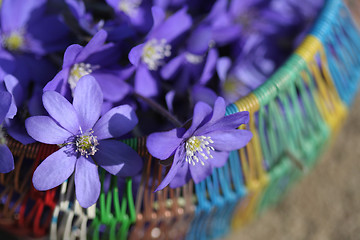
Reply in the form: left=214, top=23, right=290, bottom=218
left=185, top=136, right=214, bottom=166
left=118, top=0, right=142, bottom=16
left=142, top=39, right=171, bottom=71
left=75, top=130, right=99, bottom=158
left=68, top=63, right=99, bottom=92
left=185, top=52, right=204, bottom=64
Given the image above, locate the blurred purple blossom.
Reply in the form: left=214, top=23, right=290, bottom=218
left=0, top=0, right=70, bottom=55
left=65, top=0, right=105, bottom=35
left=160, top=26, right=218, bottom=92
left=44, top=29, right=132, bottom=103
left=128, top=6, right=192, bottom=97
left=106, top=0, right=153, bottom=33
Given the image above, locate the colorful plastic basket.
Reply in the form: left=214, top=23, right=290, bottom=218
left=1, top=0, right=360, bottom=239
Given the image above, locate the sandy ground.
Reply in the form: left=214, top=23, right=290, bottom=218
left=225, top=3, right=360, bottom=237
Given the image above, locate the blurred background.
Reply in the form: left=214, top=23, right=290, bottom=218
left=226, top=2, right=360, bottom=239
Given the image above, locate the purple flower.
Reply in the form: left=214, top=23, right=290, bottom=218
left=44, top=30, right=131, bottom=103
left=25, top=75, right=143, bottom=208
left=146, top=97, right=252, bottom=191
left=0, top=82, right=16, bottom=173
left=0, top=0, right=70, bottom=55
left=205, top=0, right=299, bottom=46
left=105, top=0, right=153, bottom=33
left=160, top=25, right=218, bottom=92
left=64, top=0, right=104, bottom=35
left=217, top=35, right=284, bottom=103
left=128, top=6, right=192, bottom=97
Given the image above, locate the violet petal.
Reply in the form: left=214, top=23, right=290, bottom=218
left=25, top=116, right=73, bottom=144
left=128, top=43, right=145, bottom=67
left=73, top=75, right=103, bottom=132
left=155, top=146, right=185, bottom=191
left=191, top=85, right=217, bottom=107
left=183, top=102, right=212, bottom=138
left=199, top=48, right=218, bottom=84
left=216, top=57, right=231, bottom=82
left=93, top=140, right=143, bottom=176
left=76, top=29, right=108, bottom=63
left=75, top=156, right=100, bottom=208
left=0, top=145, right=14, bottom=173
left=63, top=44, right=83, bottom=68
left=135, top=64, right=158, bottom=97
left=169, top=160, right=190, bottom=188
left=200, top=111, right=250, bottom=134
left=0, top=89, right=12, bottom=123
left=90, top=72, right=131, bottom=102
left=212, top=25, right=241, bottom=46
left=206, top=129, right=253, bottom=151
left=189, top=154, right=212, bottom=184
left=146, top=128, right=185, bottom=160
left=160, top=54, right=184, bottom=80
left=42, top=91, right=80, bottom=134
left=93, top=105, right=138, bottom=140
left=186, top=26, right=212, bottom=55
left=149, top=7, right=192, bottom=42
left=210, top=150, right=229, bottom=168
left=151, top=6, right=166, bottom=30
left=32, top=145, right=76, bottom=191
left=4, top=74, right=23, bottom=112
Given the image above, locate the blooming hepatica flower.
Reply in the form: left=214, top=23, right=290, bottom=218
left=160, top=25, right=218, bottom=92
left=0, top=0, right=70, bottom=55
left=44, top=29, right=131, bottom=103
left=106, top=0, right=152, bottom=33
left=146, top=97, right=253, bottom=191
left=64, top=0, right=104, bottom=35
left=128, top=6, right=192, bottom=97
left=26, top=75, right=143, bottom=208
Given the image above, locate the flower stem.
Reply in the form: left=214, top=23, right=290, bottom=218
left=133, top=92, right=183, bottom=128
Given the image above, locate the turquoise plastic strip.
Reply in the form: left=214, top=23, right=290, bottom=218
left=311, top=0, right=360, bottom=105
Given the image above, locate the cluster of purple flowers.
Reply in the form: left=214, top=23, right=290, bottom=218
left=0, top=0, right=323, bottom=207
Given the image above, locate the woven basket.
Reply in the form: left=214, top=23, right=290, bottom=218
left=1, top=0, right=360, bottom=239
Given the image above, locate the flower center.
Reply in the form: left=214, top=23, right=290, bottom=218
left=185, top=136, right=214, bottom=166
left=68, top=63, right=95, bottom=91
left=185, top=52, right=204, bottom=64
left=3, top=31, right=24, bottom=51
left=118, top=0, right=141, bottom=16
left=142, top=39, right=171, bottom=71
left=75, top=130, right=99, bottom=158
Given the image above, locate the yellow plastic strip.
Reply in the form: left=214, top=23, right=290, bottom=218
left=235, top=93, right=268, bottom=187
left=230, top=93, right=269, bottom=228
left=296, top=36, right=348, bottom=134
